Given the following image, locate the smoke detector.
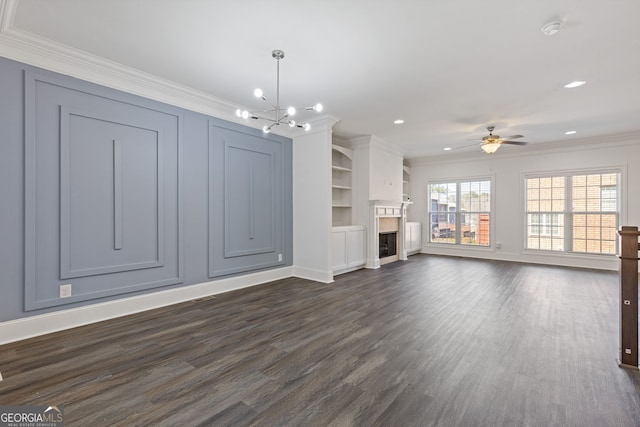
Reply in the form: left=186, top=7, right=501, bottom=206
left=541, top=20, right=562, bottom=36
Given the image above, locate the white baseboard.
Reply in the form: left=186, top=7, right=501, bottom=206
left=418, top=248, right=619, bottom=271
left=0, top=267, right=294, bottom=345
left=293, top=266, right=333, bottom=283
left=333, top=264, right=365, bottom=276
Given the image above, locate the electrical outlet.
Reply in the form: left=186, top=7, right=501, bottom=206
left=59, top=284, right=72, bottom=298
left=496, top=241, right=502, bottom=249
left=278, top=253, right=283, bottom=262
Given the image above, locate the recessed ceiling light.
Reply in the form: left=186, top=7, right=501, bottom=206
left=565, top=130, right=577, bottom=135
left=443, top=147, right=452, bottom=151
left=394, top=119, right=404, bottom=124
left=564, top=81, right=586, bottom=88
left=541, top=21, right=562, bottom=36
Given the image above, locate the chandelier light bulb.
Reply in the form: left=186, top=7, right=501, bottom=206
left=304, top=123, right=311, bottom=131
left=262, top=125, right=271, bottom=133
left=254, top=88, right=263, bottom=98
left=287, top=106, right=296, bottom=116
left=564, top=80, right=586, bottom=89
left=241, top=110, right=249, bottom=119
left=314, top=103, right=323, bottom=112
left=235, top=109, right=242, bottom=117
left=288, top=120, right=296, bottom=127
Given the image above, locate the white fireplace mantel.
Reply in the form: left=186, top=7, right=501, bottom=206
left=366, top=200, right=412, bottom=269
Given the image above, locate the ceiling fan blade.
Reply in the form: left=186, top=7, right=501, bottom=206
left=501, top=134, right=523, bottom=140
left=450, top=142, right=480, bottom=151
left=501, top=140, right=528, bottom=146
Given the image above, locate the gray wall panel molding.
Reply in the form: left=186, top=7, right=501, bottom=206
left=113, top=138, right=123, bottom=251
left=1, top=57, right=291, bottom=322
left=23, top=69, right=183, bottom=311
left=58, top=105, right=165, bottom=279
left=224, top=144, right=276, bottom=257
left=208, top=118, right=290, bottom=278
left=23, top=69, right=37, bottom=311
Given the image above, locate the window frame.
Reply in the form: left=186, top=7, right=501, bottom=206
left=523, top=168, right=623, bottom=257
left=427, top=177, right=494, bottom=248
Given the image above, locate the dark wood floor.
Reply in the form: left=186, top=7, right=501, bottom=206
left=1, top=255, right=639, bottom=426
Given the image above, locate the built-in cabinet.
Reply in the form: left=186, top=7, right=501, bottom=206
left=332, top=144, right=353, bottom=227
left=332, top=225, right=366, bottom=274
left=331, top=143, right=367, bottom=275
left=330, top=140, right=414, bottom=275
left=405, top=221, right=422, bottom=254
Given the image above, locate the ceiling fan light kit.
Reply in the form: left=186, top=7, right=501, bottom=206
left=480, top=143, right=501, bottom=154
left=479, top=126, right=528, bottom=154
left=236, top=49, right=323, bottom=133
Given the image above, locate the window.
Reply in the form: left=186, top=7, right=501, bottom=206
left=525, top=171, right=619, bottom=255
left=429, top=179, right=491, bottom=246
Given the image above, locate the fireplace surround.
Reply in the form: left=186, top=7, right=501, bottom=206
left=366, top=200, right=412, bottom=268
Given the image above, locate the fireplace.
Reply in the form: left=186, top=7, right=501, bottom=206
left=379, top=232, right=397, bottom=258
left=366, top=201, right=410, bottom=268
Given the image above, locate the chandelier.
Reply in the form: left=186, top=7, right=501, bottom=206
left=236, top=49, right=323, bottom=133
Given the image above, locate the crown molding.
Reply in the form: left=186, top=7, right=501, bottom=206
left=0, top=0, right=17, bottom=31
left=0, top=2, right=255, bottom=124
left=408, top=131, right=640, bottom=167
left=291, top=114, right=340, bottom=137
left=0, top=7, right=344, bottom=137
left=370, top=135, right=405, bottom=157
left=347, top=134, right=405, bottom=158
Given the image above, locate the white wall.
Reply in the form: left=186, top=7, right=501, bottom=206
left=368, top=137, right=404, bottom=202
left=351, top=139, right=371, bottom=228
left=292, top=118, right=337, bottom=282
left=350, top=135, right=404, bottom=200
left=408, top=134, right=640, bottom=270
left=347, top=135, right=406, bottom=229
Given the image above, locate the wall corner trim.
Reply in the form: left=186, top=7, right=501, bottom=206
left=293, top=266, right=334, bottom=283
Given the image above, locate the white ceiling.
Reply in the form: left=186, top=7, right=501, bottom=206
left=5, top=0, right=640, bottom=158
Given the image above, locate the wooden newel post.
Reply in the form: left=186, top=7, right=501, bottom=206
left=618, top=226, right=639, bottom=370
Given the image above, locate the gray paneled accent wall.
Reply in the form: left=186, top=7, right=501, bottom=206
left=209, top=121, right=287, bottom=277
left=0, top=56, right=292, bottom=321
left=24, top=70, right=182, bottom=310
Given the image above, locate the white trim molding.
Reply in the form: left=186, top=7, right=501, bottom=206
left=293, top=266, right=334, bottom=284
left=0, top=0, right=244, bottom=125
left=0, top=267, right=294, bottom=345
left=366, top=200, right=412, bottom=268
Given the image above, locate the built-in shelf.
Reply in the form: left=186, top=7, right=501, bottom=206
left=332, top=165, right=352, bottom=173
left=332, top=144, right=353, bottom=226
left=402, top=165, right=411, bottom=202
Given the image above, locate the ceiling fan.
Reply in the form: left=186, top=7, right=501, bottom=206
left=478, top=126, right=528, bottom=154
